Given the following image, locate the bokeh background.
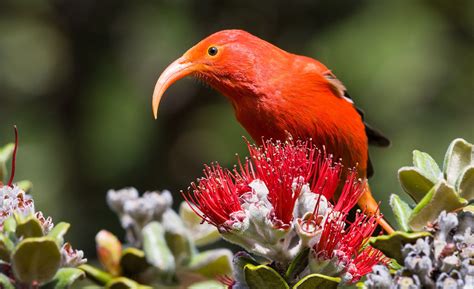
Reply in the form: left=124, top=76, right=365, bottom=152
left=0, top=0, right=473, bottom=258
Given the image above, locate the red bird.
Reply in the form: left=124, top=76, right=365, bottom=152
left=152, top=30, right=393, bottom=233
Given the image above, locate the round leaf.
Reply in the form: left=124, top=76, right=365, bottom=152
left=15, top=216, right=44, bottom=238
left=443, top=138, right=473, bottom=185
left=398, top=167, right=434, bottom=202
left=244, top=264, right=289, bottom=289
left=12, top=237, right=61, bottom=284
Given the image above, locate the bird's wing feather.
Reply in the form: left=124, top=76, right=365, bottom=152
left=323, top=71, right=390, bottom=178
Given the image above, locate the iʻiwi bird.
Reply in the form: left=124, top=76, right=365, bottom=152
left=152, top=29, right=393, bottom=233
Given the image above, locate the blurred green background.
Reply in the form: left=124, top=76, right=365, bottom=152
left=0, top=0, right=473, bottom=257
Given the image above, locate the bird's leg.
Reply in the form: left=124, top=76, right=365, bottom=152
left=358, top=187, right=395, bottom=234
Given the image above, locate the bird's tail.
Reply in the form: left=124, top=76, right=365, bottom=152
left=358, top=186, right=395, bottom=234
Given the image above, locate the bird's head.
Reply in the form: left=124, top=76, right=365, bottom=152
left=152, top=29, right=284, bottom=118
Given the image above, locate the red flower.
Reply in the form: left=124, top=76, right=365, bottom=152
left=183, top=139, right=343, bottom=229
left=314, top=209, right=389, bottom=281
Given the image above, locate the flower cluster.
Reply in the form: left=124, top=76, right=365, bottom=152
left=365, top=210, right=474, bottom=288
left=184, top=140, right=388, bottom=283
left=107, top=187, right=174, bottom=246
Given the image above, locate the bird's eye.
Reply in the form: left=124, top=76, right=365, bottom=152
left=208, top=46, right=218, bottom=56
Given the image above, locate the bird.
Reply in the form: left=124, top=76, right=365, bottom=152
left=151, top=29, right=394, bottom=233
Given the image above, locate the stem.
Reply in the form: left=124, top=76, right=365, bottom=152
left=7, top=126, right=18, bottom=187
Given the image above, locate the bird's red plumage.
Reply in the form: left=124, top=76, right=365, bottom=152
left=193, top=30, right=368, bottom=176
left=152, top=29, right=392, bottom=232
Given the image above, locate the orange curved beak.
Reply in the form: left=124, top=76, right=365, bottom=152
left=152, top=56, right=194, bottom=119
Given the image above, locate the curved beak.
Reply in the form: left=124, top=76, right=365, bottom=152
left=152, top=56, right=194, bottom=119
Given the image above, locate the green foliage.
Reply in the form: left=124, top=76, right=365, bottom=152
left=369, top=231, right=431, bottom=263
left=0, top=141, right=85, bottom=288
left=83, top=188, right=233, bottom=288
left=393, top=138, right=474, bottom=231
left=243, top=264, right=290, bottom=289
left=42, top=268, right=85, bottom=289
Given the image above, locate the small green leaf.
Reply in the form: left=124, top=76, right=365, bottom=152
left=47, top=222, right=70, bottom=245
left=179, top=202, right=220, bottom=247
left=244, top=264, right=289, bottom=289
left=408, top=180, right=468, bottom=231
left=187, top=249, right=233, bottom=278
left=188, top=280, right=227, bottom=289
left=42, top=268, right=85, bottom=289
left=398, top=167, right=435, bottom=202
left=412, top=150, right=442, bottom=183
left=79, top=264, right=113, bottom=285
left=120, top=247, right=150, bottom=277
left=142, top=222, right=175, bottom=277
left=443, top=138, right=473, bottom=186
left=457, top=166, right=474, bottom=201
left=369, top=231, right=431, bottom=264
left=389, top=194, right=412, bottom=232
left=12, top=237, right=61, bottom=284
left=15, top=216, right=44, bottom=238
left=0, top=273, right=14, bottom=289
left=292, top=273, right=339, bottom=289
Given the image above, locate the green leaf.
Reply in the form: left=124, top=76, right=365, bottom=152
left=285, top=248, right=309, bottom=281
left=389, top=194, right=412, bottom=232
left=412, top=150, right=442, bottom=183
left=398, top=167, right=435, bottom=202
left=188, top=280, right=227, bottom=289
left=12, top=237, right=61, bottom=284
left=15, top=216, right=44, bottom=238
left=443, top=138, right=473, bottom=186
left=79, top=264, right=113, bottom=285
left=142, top=222, right=175, bottom=277
left=408, top=180, right=468, bottom=231
left=120, top=247, right=150, bottom=277
left=42, top=268, right=85, bottom=289
left=105, top=277, right=152, bottom=289
left=179, top=202, right=220, bottom=247
left=292, top=273, right=340, bottom=289
left=369, top=231, right=431, bottom=264
left=162, top=209, right=194, bottom=265
left=457, top=166, right=474, bottom=201
left=244, top=264, right=289, bottom=289
left=0, top=273, right=14, bottom=289
left=187, top=249, right=233, bottom=278
left=47, top=222, right=70, bottom=245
